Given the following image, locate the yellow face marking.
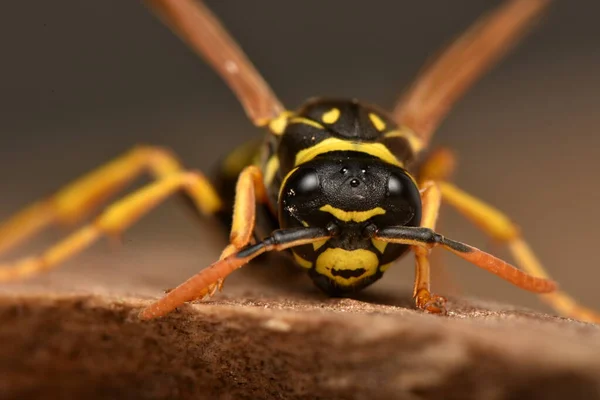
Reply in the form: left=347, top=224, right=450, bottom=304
left=263, top=155, right=280, bottom=187
left=295, top=137, right=402, bottom=167
left=278, top=166, right=299, bottom=201
left=385, top=127, right=425, bottom=154
left=293, top=252, right=312, bottom=269
left=321, top=108, right=340, bottom=124
left=316, top=248, right=379, bottom=285
left=312, top=238, right=329, bottom=251
left=320, top=204, right=385, bottom=223
left=268, top=111, right=293, bottom=135
left=380, top=262, right=394, bottom=272
left=288, top=117, right=324, bottom=130
left=368, top=113, right=386, bottom=132
left=371, top=239, right=388, bottom=254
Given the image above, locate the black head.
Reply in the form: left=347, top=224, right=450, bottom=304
left=278, top=151, right=421, bottom=232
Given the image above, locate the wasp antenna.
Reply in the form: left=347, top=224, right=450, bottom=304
left=140, top=227, right=329, bottom=320
left=375, top=226, right=556, bottom=294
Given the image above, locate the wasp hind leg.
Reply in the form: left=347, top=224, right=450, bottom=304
left=0, top=146, right=222, bottom=281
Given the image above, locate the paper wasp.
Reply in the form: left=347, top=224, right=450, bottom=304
left=0, top=0, right=597, bottom=323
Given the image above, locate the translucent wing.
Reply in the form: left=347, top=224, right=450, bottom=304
left=145, top=0, right=284, bottom=125
left=393, top=0, right=550, bottom=145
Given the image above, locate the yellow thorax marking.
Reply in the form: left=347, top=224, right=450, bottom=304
left=295, top=137, right=402, bottom=167
left=268, top=111, right=294, bottom=135
left=288, top=117, right=324, bottom=130
left=384, top=126, right=425, bottom=154
left=316, top=248, right=379, bottom=285
left=368, top=113, right=386, bottom=132
left=320, top=204, right=385, bottom=223
left=322, top=108, right=341, bottom=124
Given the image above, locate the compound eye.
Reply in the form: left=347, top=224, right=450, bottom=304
left=387, top=174, right=404, bottom=197
left=290, top=168, right=320, bottom=197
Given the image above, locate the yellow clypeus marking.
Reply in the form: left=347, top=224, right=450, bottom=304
left=293, top=252, right=313, bottom=269
left=322, top=108, right=341, bottom=124
left=316, top=248, right=379, bottom=285
left=263, top=155, right=280, bottom=187
left=295, top=137, right=402, bottom=167
left=368, top=113, right=386, bottom=132
left=384, top=127, right=425, bottom=154
left=320, top=204, right=385, bottom=223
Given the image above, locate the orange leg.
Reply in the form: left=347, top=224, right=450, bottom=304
left=197, top=165, right=268, bottom=298
left=139, top=166, right=330, bottom=320
left=413, top=181, right=447, bottom=314
left=438, top=181, right=600, bottom=323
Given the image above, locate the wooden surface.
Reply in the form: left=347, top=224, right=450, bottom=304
left=0, top=253, right=599, bottom=400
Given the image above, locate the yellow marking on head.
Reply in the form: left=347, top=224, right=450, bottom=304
left=316, top=248, right=379, bottom=285
left=368, top=113, right=386, bottom=132
left=312, top=238, right=328, bottom=251
left=293, top=252, right=313, bottom=269
left=384, top=126, right=425, bottom=154
left=321, top=108, right=340, bottom=124
left=288, top=117, right=324, bottom=130
left=263, top=155, right=280, bottom=187
left=268, top=111, right=293, bottom=135
left=320, top=204, right=385, bottom=223
left=295, top=137, right=402, bottom=167
left=371, top=239, right=388, bottom=254
left=278, top=167, right=299, bottom=201
left=380, top=262, right=394, bottom=272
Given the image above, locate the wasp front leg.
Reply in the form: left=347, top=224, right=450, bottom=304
left=191, top=165, right=268, bottom=300
left=413, top=181, right=448, bottom=315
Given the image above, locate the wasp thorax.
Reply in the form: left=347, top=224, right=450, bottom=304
left=278, top=151, right=422, bottom=230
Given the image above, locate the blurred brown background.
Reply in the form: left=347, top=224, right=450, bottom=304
left=0, top=0, right=598, bottom=314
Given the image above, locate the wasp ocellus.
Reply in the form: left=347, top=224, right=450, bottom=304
left=0, top=0, right=598, bottom=323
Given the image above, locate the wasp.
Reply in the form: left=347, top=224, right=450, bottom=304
left=0, top=0, right=597, bottom=323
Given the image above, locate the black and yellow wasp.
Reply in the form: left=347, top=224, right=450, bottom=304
left=0, top=0, right=597, bottom=322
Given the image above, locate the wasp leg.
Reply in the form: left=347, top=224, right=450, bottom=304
left=413, top=181, right=447, bottom=315
left=195, top=166, right=268, bottom=299
left=437, top=181, right=600, bottom=323
left=0, top=145, right=221, bottom=259
left=139, top=226, right=330, bottom=320
left=418, top=148, right=457, bottom=185
left=0, top=170, right=221, bottom=281
left=416, top=148, right=463, bottom=297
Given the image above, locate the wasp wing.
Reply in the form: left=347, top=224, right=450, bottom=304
left=393, top=0, right=550, bottom=146
left=145, top=0, right=284, bottom=126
